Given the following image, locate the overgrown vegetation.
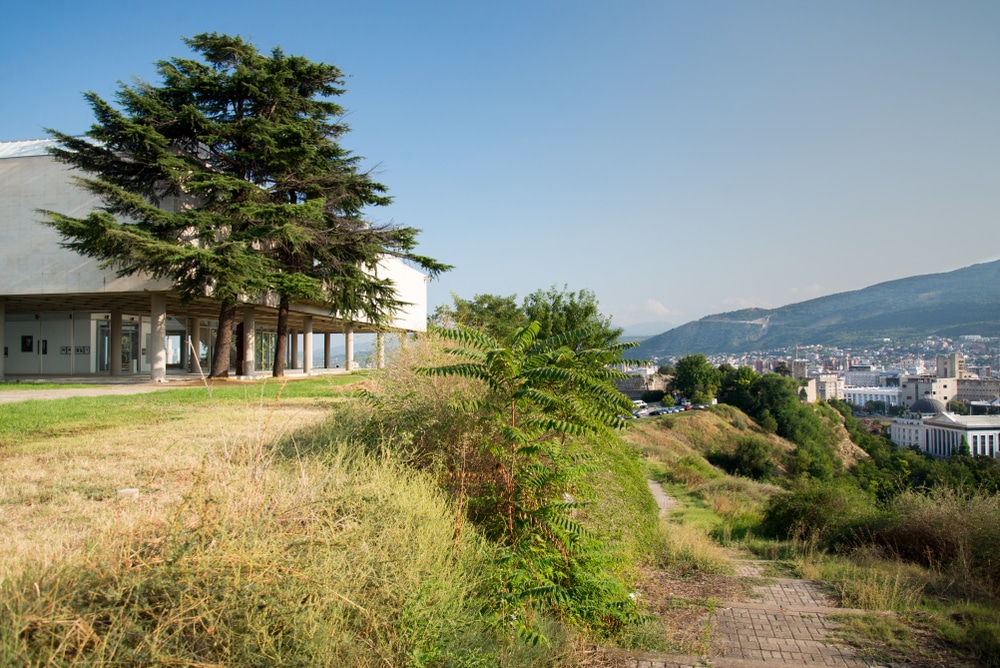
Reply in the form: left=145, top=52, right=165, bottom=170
left=362, top=323, right=655, bottom=641
left=0, top=319, right=667, bottom=665
left=4, top=379, right=573, bottom=666
left=624, top=387, right=1000, bottom=667
left=8, top=341, right=1000, bottom=665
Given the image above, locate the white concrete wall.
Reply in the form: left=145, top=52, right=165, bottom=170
left=0, top=153, right=170, bottom=295
left=377, top=256, right=428, bottom=332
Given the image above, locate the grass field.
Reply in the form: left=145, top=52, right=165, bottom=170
left=0, top=376, right=361, bottom=579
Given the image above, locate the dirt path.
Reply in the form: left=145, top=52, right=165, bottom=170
left=601, top=482, right=881, bottom=668
left=0, top=383, right=198, bottom=404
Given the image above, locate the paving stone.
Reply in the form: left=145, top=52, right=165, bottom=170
left=628, top=487, right=889, bottom=668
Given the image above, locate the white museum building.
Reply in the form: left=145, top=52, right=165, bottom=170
left=889, top=398, right=1000, bottom=459
left=0, top=139, right=429, bottom=381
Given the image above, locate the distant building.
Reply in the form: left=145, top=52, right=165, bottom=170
left=844, top=370, right=880, bottom=388
left=900, top=375, right=957, bottom=408
left=956, top=378, right=1000, bottom=404
left=814, top=374, right=843, bottom=402
left=889, top=397, right=1000, bottom=458
left=843, top=386, right=900, bottom=409
left=616, top=365, right=666, bottom=399
left=923, top=413, right=1000, bottom=458
left=799, top=378, right=818, bottom=403
left=936, top=353, right=971, bottom=379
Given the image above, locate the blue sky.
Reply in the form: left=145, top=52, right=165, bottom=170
left=4, top=1, right=999, bottom=333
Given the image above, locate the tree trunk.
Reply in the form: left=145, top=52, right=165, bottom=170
left=272, top=297, right=289, bottom=377
left=210, top=300, right=237, bottom=378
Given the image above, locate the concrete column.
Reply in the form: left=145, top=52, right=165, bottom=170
left=150, top=294, right=167, bottom=382
left=243, top=306, right=256, bottom=376
left=303, top=317, right=313, bottom=374
left=0, top=297, right=5, bottom=382
left=189, top=318, right=202, bottom=373
left=290, top=328, right=299, bottom=370
left=376, top=332, right=385, bottom=369
left=110, top=310, right=123, bottom=376
left=323, top=332, right=332, bottom=369
left=345, top=325, right=354, bottom=371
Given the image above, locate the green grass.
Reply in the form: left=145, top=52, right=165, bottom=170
left=654, top=482, right=731, bottom=573
left=660, top=482, right=722, bottom=532
left=831, top=613, right=918, bottom=665
left=0, top=376, right=363, bottom=446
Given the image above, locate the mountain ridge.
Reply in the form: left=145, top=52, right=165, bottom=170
left=635, top=260, right=1000, bottom=358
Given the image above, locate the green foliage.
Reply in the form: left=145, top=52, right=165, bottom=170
left=733, top=435, right=776, bottom=479
left=863, top=400, right=887, bottom=414
left=670, top=355, right=721, bottom=405
left=522, top=286, right=624, bottom=348
left=641, top=390, right=665, bottom=403
left=660, top=454, right=724, bottom=487
left=431, top=286, right=625, bottom=353
left=431, top=293, right=526, bottom=341
left=43, top=33, right=447, bottom=377
left=949, top=399, right=970, bottom=415
left=705, top=435, right=776, bottom=481
left=759, top=478, right=877, bottom=544
left=415, top=322, right=645, bottom=639
left=720, top=370, right=838, bottom=480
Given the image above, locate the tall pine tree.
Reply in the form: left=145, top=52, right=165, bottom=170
left=44, top=33, right=447, bottom=377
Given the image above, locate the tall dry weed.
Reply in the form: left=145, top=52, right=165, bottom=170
left=874, top=487, right=1000, bottom=601
left=0, top=424, right=498, bottom=666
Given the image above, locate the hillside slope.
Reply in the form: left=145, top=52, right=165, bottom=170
left=636, top=259, right=1000, bottom=357
left=625, top=404, right=866, bottom=473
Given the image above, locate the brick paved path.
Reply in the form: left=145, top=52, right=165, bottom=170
left=628, top=484, right=885, bottom=668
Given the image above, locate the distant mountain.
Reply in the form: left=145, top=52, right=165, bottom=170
left=635, top=260, right=1000, bottom=359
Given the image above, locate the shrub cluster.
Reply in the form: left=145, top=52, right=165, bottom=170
left=358, top=327, right=658, bottom=642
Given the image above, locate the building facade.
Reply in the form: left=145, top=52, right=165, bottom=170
left=900, top=374, right=958, bottom=408
left=0, top=139, right=429, bottom=381
left=889, top=397, right=1000, bottom=459
left=956, top=378, right=1000, bottom=404
left=843, top=386, right=901, bottom=409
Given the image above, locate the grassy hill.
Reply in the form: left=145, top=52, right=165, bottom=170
left=636, top=259, right=1000, bottom=357
left=627, top=404, right=866, bottom=477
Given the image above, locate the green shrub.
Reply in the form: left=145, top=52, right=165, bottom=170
left=733, top=436, right=775, bottom=479
left=360, top=328, right=653, bottom=642
left=641, top=390, right=665, bottom=403
left=759, top=478, right=876, bottom=544
left=662, top=454, right=723, bottom=486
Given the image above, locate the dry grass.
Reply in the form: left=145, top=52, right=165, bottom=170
left=0, top=398, right=331, bottom=580
left=655, top=521, right=732, bottom=575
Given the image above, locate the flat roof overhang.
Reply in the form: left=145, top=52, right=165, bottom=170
left=1, top=291, right=397, bottom=334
